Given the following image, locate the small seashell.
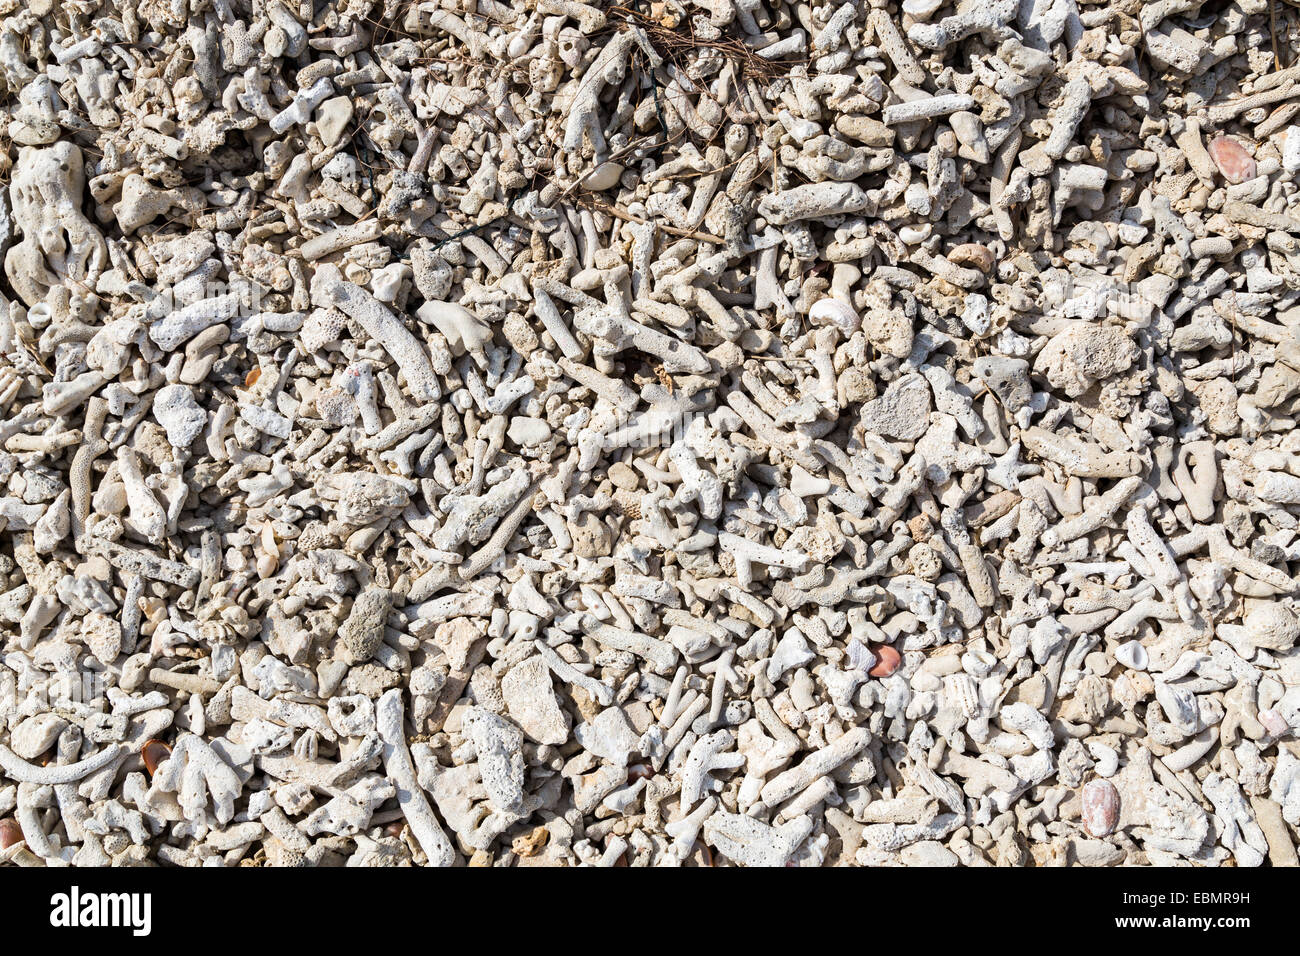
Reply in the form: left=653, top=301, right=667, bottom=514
left=1207, top=136, right=1257, bottom=184
left=261, top=521, right=279, bottom=557
left=1080, top=778, right=1120, bottom=837
left=1114, top=640, right=1148, bottom=670
left=256, top=552, right=279, bottom=578
left=869, top=644, right=902, bottom=678
left=141, top=738, right=172, bottom=776
left=580, top=161, right=625, bottom=192
left=244, top=367, right=261, bottom=387
left=1259, top=708, right=1291, bottom=737
left=947, top=242, right=994, bottom=272
left=0, top=817, right=22, bottom=849
left=808, top=296, right=861, bottom=333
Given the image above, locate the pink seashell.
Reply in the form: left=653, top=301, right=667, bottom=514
left=0, top=817, right=21, bottom=849
left=1259, top=708, right=1290, bottom=737
left=1081, top=778, right=1120, bottom=837
left=1208, top=136, right=1257, bottom=184
left=868, top=644, right=901, bottom=678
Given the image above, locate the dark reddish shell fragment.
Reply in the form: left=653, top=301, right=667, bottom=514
left=1081, top=778, right=1121, bottom=837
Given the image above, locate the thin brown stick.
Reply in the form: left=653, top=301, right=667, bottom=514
left=574, top=195, right=725, bottom=245
left=1273, top=0, right=1283, bottom=72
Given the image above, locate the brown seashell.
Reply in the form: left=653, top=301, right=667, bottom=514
left=244, top=367, right=261, bottom=387
left=627, top=762, right=655, bottom=783
left=947, top=243, right=994, bottom=273
left=869, top=644, right=902, bottom=678
left=0, top=817, right=22, bottom=849
left=1080, top=778, right=1120, bottom=837
left=1208, top=136, right=1257, bottom=184
left=141, top=738, right=172, bottom=777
